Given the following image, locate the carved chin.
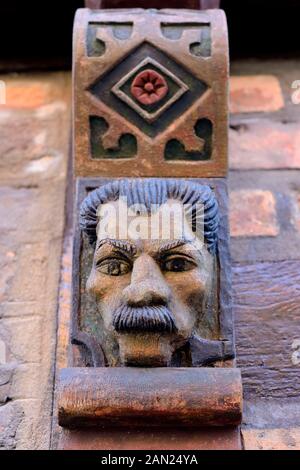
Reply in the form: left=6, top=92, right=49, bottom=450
left=117, top=333, right=174, bottom=367
left=117, top=332, right=190, bottom=367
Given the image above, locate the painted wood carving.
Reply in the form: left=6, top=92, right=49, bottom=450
left=74, top=8, right=228, bottom=177
left=73, top=178, right=234, bottom=368
left=57, top=7, right=242, bottom=437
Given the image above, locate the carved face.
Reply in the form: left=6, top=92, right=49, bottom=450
left=86, top=199, right=214, bottom=367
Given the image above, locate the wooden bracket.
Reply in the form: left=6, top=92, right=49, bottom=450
left=54, top=6, right=243, bottom=451
left=58, top=368, right=242, bottom=428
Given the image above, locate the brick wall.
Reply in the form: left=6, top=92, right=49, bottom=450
left=229, top=61, right=300, bottom=450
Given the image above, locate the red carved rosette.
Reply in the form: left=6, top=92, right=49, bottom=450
left=131, top=69, right=168, bottom=106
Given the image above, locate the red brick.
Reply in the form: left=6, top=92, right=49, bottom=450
left=0, top=82, right=52, bottom=109
left=230, top=120, right=300, bottom=169
left=230, top=75, right=284, bottom=114
left=229, top=190, right=279, bottom=237
left=243, top=428, right=300, bottom=450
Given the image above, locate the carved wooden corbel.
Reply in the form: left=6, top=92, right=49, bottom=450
left=55, top=5, right=243, bottom=450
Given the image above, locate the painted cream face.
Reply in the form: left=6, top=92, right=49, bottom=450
left=87, top=199, right=214, bottom=366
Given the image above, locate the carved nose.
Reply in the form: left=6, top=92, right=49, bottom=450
left=123, top=254, right=171, bottom=307
left=124, top=283, right=169, bottom=307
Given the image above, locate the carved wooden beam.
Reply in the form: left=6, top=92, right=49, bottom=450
left=58, top=368, right=242, bottom=428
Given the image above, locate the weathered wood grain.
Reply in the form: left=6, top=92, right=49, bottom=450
left=233, top=260, right=300, bottom=399
left=58, top=367, right=242, bottom=428
left=59, top=426, right=241, bottom=450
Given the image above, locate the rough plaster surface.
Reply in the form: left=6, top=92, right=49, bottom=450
left=0, top=72, right=71, bottom=449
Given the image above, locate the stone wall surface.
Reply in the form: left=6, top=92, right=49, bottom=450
left=0, top=72, right=71, bottom=449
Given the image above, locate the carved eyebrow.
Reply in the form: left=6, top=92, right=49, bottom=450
left=96, top=238, right=137, bottom=256
left=157, top=239, right=189, bottom=255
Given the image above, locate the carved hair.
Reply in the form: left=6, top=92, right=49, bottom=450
left=80, top=179, right=219, bottom=253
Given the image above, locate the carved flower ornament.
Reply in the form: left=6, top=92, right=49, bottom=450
left=131, top=69, right=168, bottom=105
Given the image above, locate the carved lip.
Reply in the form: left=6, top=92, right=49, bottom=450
left=111, top=57, right=189, bottom=124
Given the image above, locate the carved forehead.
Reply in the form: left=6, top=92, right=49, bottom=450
left=96, top=198, right=200, bottom=245
left=80, top=179, right=219, bottom=254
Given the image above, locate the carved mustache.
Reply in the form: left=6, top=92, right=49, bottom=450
left=112, top=304, right=177, bottom=334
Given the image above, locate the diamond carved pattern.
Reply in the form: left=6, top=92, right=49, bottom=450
left=112, top=57, right=189, bottom=124
left=89, top=42, right=208, bottom=137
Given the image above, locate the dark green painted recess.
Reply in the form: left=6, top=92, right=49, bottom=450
left=165, top=118, right=212, bottom=161
left=90, top=116, right=137, bottom=159
left=87, top=22, right=133, bottom=57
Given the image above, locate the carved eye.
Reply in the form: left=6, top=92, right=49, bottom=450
left=162, top=256, right=196, bottom=273
left=96, top=259, right=131, bottom=276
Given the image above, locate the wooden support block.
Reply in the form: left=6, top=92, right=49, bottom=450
left=74, top=8, right=228, bottom=178
left=53, top=6, right=242, bottom=451
left=58, top=427, right=241, bottom=450
left=58, top=367, right=242, bottom=428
